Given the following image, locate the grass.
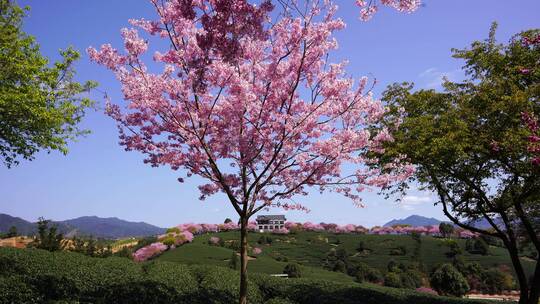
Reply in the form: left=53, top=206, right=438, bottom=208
left=157, top=231, right=537, bottom=280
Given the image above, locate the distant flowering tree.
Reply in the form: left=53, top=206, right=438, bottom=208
left=88, top=1, right=416, bottom=302
left=132, top=242, right=167, bottom=262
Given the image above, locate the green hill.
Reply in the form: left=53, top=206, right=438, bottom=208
left=157, top=231, right=536, bottom=281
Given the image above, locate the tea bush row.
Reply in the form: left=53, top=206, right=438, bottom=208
left=0, top=248, right=505, bottom=304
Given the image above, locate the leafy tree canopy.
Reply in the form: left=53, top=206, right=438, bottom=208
left=0, top=0, right=96, bottom=167
left=379, top=23, right=540, bottom=304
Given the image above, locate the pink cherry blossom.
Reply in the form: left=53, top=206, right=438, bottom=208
left=88, top=0, right=414, bottom=222
left=272, top=227, right=290, bottom=234
left=132, top=242, right=167, bottom=261
left=355, top=0, right=420, bottom=21
left=252, top=247, right=262, bottom=255
left=522, top=112, right=540, bottom=166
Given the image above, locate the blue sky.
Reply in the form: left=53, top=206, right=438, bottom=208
left=1, top=0, right=539, bottom=228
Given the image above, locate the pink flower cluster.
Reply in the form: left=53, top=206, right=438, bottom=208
left=252, top=247, right=262, bottom=255
left=132, top=242, right=167, bottom=262
left=522, top=33, right=540, bottom=47
left=356, top=0, right=420, bottom=21
left=173, top=221, right=259, bottom=234
left=522, top=112, right=540, bottom=166
left=285, top=222, right=368, bottom=234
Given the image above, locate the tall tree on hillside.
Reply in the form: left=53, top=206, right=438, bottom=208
left=34, top=217, right=64, bottom=252
left=6, top=226, right=17, bottom=238
left=378, top=24, right=540, bottom=304
left=0, top=0, right=96, bottom=168
left=88, top=1, right=416, bottom=302
left=439, top=222, right=454, bottom=238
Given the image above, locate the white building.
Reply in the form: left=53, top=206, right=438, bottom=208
left=256, top=215, right=286, bottom=232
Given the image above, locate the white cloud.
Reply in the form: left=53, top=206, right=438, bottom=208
left=418, top=67, right=461, bottom=89
left=399, top=194, right=433, bottom=211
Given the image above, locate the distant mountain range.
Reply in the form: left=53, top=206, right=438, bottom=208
left=383, top=214, right=501, bottom=229
left=0, top=214, right=166, bottom=239
left=383, top=215, right=448, bottom=227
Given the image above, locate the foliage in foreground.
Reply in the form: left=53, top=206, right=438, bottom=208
left=0, top=0, right=96, bottom=168
left=0, top=247, right=507, bottom=304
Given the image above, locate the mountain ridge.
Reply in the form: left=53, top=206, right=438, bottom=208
left=383, top=215, right=447, bottom=227
left=0, top=213, right=165, bottom=239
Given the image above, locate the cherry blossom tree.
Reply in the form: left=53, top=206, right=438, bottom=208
left=88, top=1, right=416, bottom=302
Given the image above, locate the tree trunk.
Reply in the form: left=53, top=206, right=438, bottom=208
left=505, top=241, right=530, bottom=304
left=526, top=262, right=540, bottom=304
left=239, top=217, right=249, bottom=304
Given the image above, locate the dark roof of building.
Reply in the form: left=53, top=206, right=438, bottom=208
left=256, top=215, right=286, bottom=221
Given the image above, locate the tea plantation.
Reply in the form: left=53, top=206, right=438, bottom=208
left=0, top=246, right=511, bottom=304
left=157, top=231, right=536, bottom=280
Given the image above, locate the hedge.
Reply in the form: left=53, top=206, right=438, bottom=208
left=0, top=247, right=508, bottom=304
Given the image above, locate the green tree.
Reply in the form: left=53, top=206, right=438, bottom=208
left=379, top=24, right=540, bottom=304
left=439, top=223, right=454, bottom=238
left=430, top=264, right=470, bottom=297
left=444, top=240, right=463, bottom=258
left=33, top=217, right=64, bottom=251
left=482, top=268, right=514, bottom=294
left=0, top=0, right=96, bottom=168
left=224, top=218, right=233, bottom=224
left=85, top=238, right=97, bottom=257
left=401, top=270, right=423, bottom=289
left=6, top=226, right=17, bottom=238
left=71, top=237, right=86, bottom=253
left=283, top=263, right=302, bottom=278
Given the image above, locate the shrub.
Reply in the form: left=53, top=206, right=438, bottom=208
left=162, top=236, right=176, bottom=247
left=258, top=235, right=273, bottom=245
left=387, top=259, right=399, bottom=273
left=333, top=260, right=346, bottom=273
left=400, top=270, right=423, bottom=289
left=356, top=241, right=367, bottom=252
left=465, top=238, right=489, bottom=255
left=354, top=263, right=383, bottom=284
left=283, top=263, right=302, bottom=278
left=228, top=240, right=241, bottom=251
left=384, top=272, right=402, bottom=288
left=265, top=298, right=295, bottom=304
left=482, top=268, right=513, bottom=294
left=390, top=246, right=407, bottom=256
left=229, top=251, right=238, bottom=270
left=430, top=263, right=470, bottom=297
left=166, top=227, right=181, bottom=234
left=444, top=240, right=463, bottom=258
left=0, top=275, right=41, bottom=303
